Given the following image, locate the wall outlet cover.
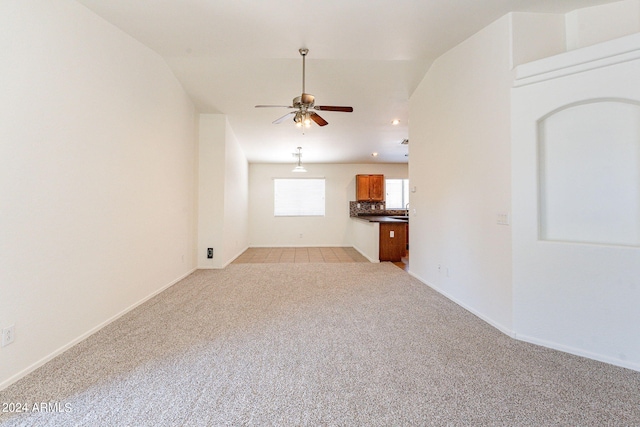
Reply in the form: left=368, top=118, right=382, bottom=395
left=2, top=325, right=15, bottom=347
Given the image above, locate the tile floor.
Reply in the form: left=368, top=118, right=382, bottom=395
left=233, top=247, right=369, bottom=264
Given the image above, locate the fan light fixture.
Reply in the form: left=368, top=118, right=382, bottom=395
left=294, top=112, right=312, bottom=128
left=292, top=147, right=307, bottom=172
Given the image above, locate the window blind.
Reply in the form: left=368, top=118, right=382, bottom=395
left=274, top=178, right=325, bottom=216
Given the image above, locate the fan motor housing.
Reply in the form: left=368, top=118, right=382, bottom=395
left=293, top=94, right=315, bottom=108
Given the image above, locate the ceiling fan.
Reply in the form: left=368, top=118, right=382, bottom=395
left=255, top=48, right=353, bottom=127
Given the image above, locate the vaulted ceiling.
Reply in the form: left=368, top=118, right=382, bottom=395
left=75, top=0, right=620, bottom=163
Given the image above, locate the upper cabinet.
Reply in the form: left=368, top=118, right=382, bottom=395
left=356, top=174, right=385, bottom=201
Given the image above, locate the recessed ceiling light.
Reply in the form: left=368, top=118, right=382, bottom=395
left=392, top=119, right=400, bottom=125
left=371, top=152, right=379, bottom=157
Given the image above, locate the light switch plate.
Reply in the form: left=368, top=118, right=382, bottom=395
left=497, top=213, right=510, bottom=225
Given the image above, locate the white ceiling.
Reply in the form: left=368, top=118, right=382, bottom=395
left=75, top=0, right=620, bottom=164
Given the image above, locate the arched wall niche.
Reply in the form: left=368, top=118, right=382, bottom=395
left=537, top=98, right=640, bottom=247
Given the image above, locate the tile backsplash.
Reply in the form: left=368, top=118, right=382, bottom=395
left=349, top=201, right=408, bottom=217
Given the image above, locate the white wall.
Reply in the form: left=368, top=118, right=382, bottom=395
left=222, top=121, right=250, bottom=263
left=0, top=0, right=197, bottom=389
left=408, top=15, right=514, bottom=334
left=510, top=12, right=566, bottom=67
left=538, top=101, right=640, bottom=246
left=350, top=220, right=380, bottom=263
left=197, top=115, right=226, bottom=268
left=512, top=34, right=640, bottom=371
left=197, top=115, right=249, bottom=268
left=410, top=3, right=640, bottom=371
left=566, top=0, right=640, bottom=50
left=249, top=163, right=407, bottom=247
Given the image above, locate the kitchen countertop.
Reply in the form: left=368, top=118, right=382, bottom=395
left=352, top=214, right=408, bottom=223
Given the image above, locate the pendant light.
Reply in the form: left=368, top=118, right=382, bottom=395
left=292, top=147, right=307, bottom=173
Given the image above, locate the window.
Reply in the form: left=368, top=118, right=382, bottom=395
left=385, top=179, right=409, bottom=209
left=274, top=178, right=325, bottom=216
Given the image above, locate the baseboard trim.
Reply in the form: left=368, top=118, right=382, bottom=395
left=197, top=246, right=250, bottom=270
left=223, top=246, right=250, bottom=268
left=407, top=270, right=515, bottom=338
left=352, top=245, right=380, bottom=263
left=407, top=270, right=640, bottom=373
left=0, top=268, right=197, bottom=391
left=514, top=333, right=640, bottom=373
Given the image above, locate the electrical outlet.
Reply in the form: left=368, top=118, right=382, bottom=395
left=2, top=325, right=15, bottom=347
left=207, top=248, right=213, bottom=259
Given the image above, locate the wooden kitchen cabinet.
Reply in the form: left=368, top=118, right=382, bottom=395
left=356, top=174, right=385, bottom=201
left=379, top=222, right=407, bottom=262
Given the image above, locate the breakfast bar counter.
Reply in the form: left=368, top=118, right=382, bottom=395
left=350, top=214, right=408, bottom=262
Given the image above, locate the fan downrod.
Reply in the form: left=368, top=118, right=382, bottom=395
left=300, top=48, right=309, bottom=94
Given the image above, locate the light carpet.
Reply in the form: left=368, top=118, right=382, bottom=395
left=1, top=263, right=639, bottom=426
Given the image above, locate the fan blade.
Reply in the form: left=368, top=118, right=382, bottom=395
left=309, top=112, right=328, bottom=126
left=314, top=106, right=353, bottom=112
left=273, top=112, right=296, bottom=124
left=255, top=105, right=292, bottom=108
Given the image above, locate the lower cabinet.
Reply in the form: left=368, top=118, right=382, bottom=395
left=379, top=223, right=407, bottom=262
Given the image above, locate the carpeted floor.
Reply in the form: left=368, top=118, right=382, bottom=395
left=1, top=263, right=639, bottom=426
